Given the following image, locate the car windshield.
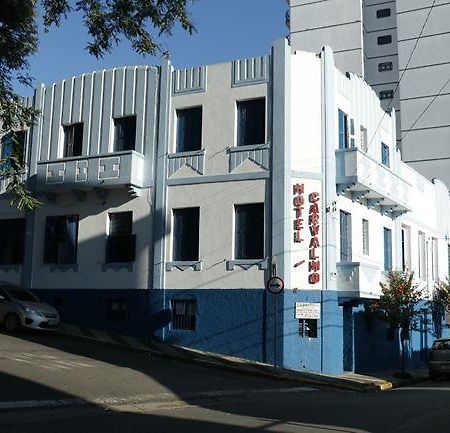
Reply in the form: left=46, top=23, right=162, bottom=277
left=433, top=340, right=450, bottom=350
left=7, top=288, right=40, bottom=303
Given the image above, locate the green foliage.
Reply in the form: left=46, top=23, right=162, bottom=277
left=432, top=276, right=450, bottom=313
left=1, top=0, right=195, bottom=209
left=374, top=271, right=422, bottom=331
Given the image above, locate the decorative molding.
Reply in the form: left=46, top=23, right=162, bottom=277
left=98, top=156, right=120, bottom=179
left=172, top=66, right=207, bottom=94
left=232, top=55, right=270, bottom=87
left=48, top=264, right=78, bottom=272
left=46, top=162, right=66, bottom=183
left=166, top=261, right=203, bottom=272
left=102, top=262, right=134, bottom=272
left=226, top=259, right=268, bottom=271
left=167, top=150, right=205, bottom=177
left=167, top=171, right=270, bottom=186
left=228, top=143, right=270, bottom=172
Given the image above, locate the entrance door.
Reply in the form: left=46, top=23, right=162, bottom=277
left=343, top=305, right=354, bottom=372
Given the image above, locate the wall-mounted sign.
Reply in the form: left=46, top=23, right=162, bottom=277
left=295, top=302, right=321, bottom=320
left=266, top=276, right=284, bottom=295
left=308, top=191, right=320, bottom=285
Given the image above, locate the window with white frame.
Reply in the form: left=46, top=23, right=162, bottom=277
left=384, top=228, right=392, bottom=271
left=381, top=143, right=390, bottom=167
left=114, top=116, right=136, bottom=151
left=338, top=110, right=349, bottom=149
left=340, top=211, right=352, bottom=262
left=176, top=107, right=202, bottom=152
left=172, top=207, right=200, bottom=261
left=236, top=98, right=265, bottom=147
left=360, top=126, right=368, bottom=152
left=63, top=123, right=83, bottom=157
left=401, top=225, right=412, bottom=271
left=106, top=212, right=136, bottom=263
left=234, top=203, right=264, bottom=260
left=44, top=215, right=79, bottom=265
left=432, top=238, right=439, bottom=281
left=418, top=232, right=426, bottom=280
left=362, top=219, right=369, bottom=256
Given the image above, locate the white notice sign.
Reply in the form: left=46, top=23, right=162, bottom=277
left=295, top=302, right=321, bottom=320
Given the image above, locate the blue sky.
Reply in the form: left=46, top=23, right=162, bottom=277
left=16, top=0, right=287, bottom=96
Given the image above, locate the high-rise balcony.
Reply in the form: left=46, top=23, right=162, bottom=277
left=336, top=148, right=411, bottom=217
left=36, top=150, right=145, bottom=197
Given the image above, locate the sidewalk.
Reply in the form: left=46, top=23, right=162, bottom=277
left=58, top=324, right=428, bottom=393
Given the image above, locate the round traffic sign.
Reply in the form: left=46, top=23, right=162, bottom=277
left=266, top=276, right=284, bottom=295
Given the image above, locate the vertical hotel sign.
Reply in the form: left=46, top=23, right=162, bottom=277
left=292, top=181, right=322, bottom=289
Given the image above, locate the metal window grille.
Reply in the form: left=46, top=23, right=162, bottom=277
left=298, top=319, right=318, bottom=338
left=171, top=299, right=196, bottom=331
left=106, top=299, right=127, bottom=322
left=380, top=90, right=394, bottom=100
left=340, top=210, right=352, bottom=262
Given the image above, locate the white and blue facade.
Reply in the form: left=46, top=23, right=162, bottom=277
left=1, top=39, right=449, bottom=374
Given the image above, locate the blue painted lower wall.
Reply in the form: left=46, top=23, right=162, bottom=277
left=32, top=288, right=450, bottom=374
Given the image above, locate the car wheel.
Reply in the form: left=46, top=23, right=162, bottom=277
left=4, top=313, right=21, bottom=332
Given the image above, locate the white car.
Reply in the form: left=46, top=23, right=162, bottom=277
left=0, top=281, right=60, bottom=332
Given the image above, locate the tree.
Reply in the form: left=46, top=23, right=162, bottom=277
left=0, top=0, right=195, bottom=209
left=372, top=271, right=422, bottom=373
left=430, top=276, right=450, bottom=338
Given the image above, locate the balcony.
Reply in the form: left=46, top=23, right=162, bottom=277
left=337, top=262, right=384, bottom=299
left=336, top=148, right=411, bottom=217
left=36, top=151, right=145, bottom=197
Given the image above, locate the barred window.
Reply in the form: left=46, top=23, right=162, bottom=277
left=299, top=319, right=318, bottom=338
left=171, top=299, right=196, bottom=331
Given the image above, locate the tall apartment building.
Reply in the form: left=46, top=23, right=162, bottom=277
left=289, top=0, right=450, bottom=187
left=1, top=40, right=450, bottom=373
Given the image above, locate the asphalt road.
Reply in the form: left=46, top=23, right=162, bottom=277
left=1, top=331, right=450, bottom=433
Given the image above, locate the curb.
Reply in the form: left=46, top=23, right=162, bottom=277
left=57, top=324, right=393, bottom=393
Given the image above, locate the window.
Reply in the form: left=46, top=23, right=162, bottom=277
left=106, top=299, right=127, bottom=322
left=171, top=299, right=196, bottom=331
left=0, top=219, right=25, bottom=264
left=63, top=123, right=83, bottom=157
left=378, top=61, right=393, bottom=72
left=176, top=107, right=202, bottom=152
left=418, top=232, right=426, bottom=280
left=114, top=116, right=136, bottom=151
left=44, top=215, right=79, bottom=265
left=362, top=219, right=369, bottom=256
left=378, top=35, right=392, bottom=45
left=384, top=227, right=392, bottom=271
left=106, top=212, right=136, bottom=263
left=377, top=8, right=391, bottom=18
left=235, top=203, right=264, bottom=259
left=1, top=131, right=26, bottom=166
left=299, top=319, right=318, bottom=338
left=380, top=90, right=394, bottom=100
left=173, top=207, right=200, bottom=261
left=401, top=225, right=412, bottom=271
left=360, top=126, right=368, bottom=152
left=432, top=238, right=438, bottom=281
left=340, top=211, right=352, bottom=262
left=338, top=110, right=349, bottom=149
left=381, top=143, right=390, bottom=167
left=237, top=98, right=265, bottom=146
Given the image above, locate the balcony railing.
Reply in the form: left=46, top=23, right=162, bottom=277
left=336, top=148, right=411, bottom=217
left=36, top=151, right=145, bottom=195
left=337, top=261, right=384, bottom=299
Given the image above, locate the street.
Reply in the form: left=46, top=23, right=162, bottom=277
left=1, top=331, right=450, bottom=433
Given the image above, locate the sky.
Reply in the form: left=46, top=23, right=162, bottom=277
left=15, top=0, right=287, bottom=96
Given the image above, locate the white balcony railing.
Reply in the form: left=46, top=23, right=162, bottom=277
left=336, top=148, right=411, bottom=217
left=337, top=262, right=384, bottom=299
left=36, top=151, right=145, bottom=194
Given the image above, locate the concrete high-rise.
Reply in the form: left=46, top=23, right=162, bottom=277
left=289, top=0, right=450, bottom=187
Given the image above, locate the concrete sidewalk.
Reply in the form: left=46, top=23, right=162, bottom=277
left=58, top=324, right=428, bottom=393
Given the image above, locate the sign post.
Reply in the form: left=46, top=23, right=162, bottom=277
left=266, top=265, right=284, bottom=369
